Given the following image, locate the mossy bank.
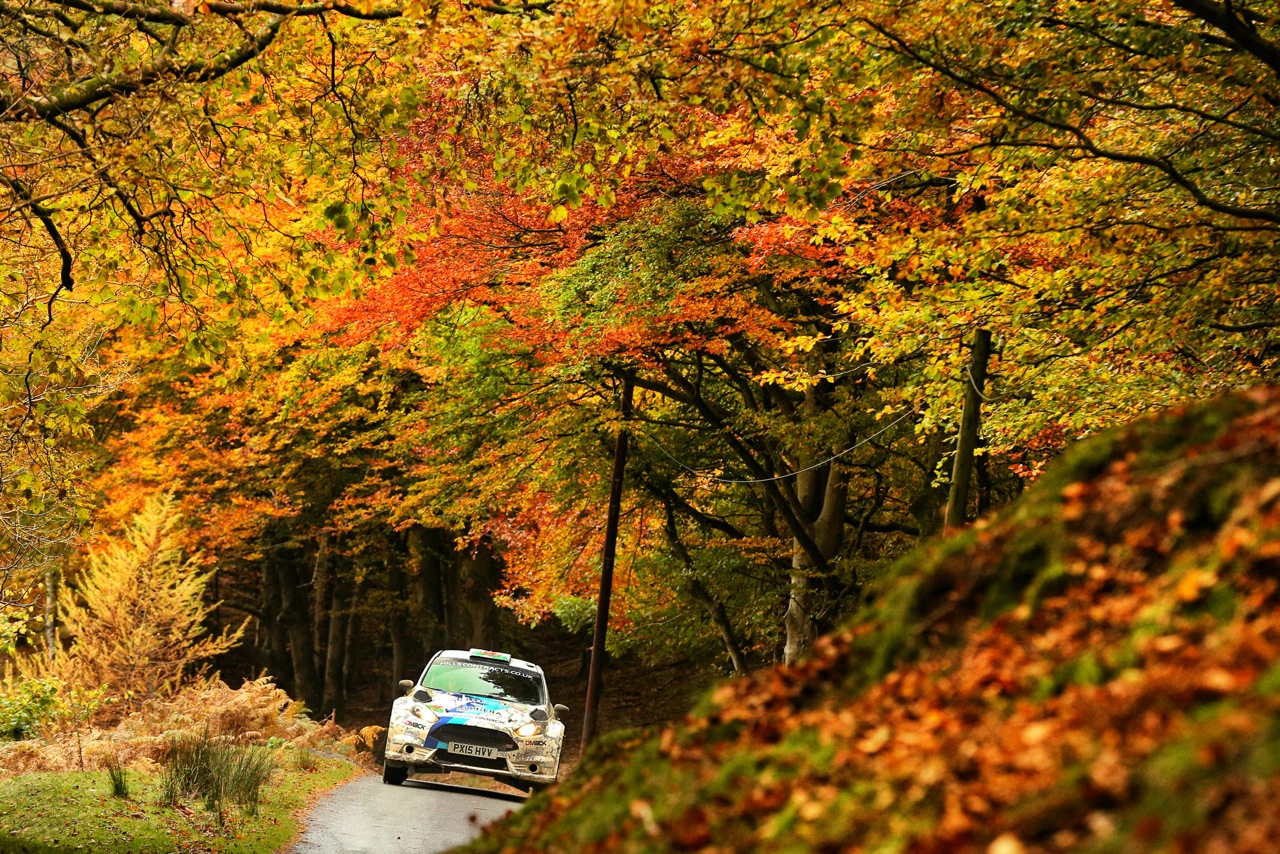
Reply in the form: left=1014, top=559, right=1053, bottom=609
left=456, top=388, right=1280, bottom=853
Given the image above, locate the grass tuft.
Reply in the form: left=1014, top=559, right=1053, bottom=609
left=160, top=730, right=275, bottom=821
left=102, top=751, right=129, bottom=799
left=291, top=747, right=319, bottom=772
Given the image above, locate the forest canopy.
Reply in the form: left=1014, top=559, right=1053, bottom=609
left=1, top=0, right=1276, bottom=709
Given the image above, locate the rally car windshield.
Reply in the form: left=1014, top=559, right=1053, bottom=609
left=421, top=659, right=546, bottom=705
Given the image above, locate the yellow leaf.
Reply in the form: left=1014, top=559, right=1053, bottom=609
left=855, top=725, right=890, bottom=754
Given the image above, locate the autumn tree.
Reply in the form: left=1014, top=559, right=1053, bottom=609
left=40, top=0, right=1280, bottom=685
left=81, top=311, right=526, bottom=713
left=33, top=494, right=243, bottom=706
left=405, top=0, right=1278, bottom=457
left=286, top=135, right=1027, bottom=667
left=0, top=0, right=424, bottom=595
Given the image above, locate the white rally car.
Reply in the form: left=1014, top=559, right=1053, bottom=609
left=382, top=648, right=567, bottom=792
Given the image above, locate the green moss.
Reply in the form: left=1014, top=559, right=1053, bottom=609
left=1024, top=558, right=1070, bottom=611
left=858, top=575, right=925, bottom=688
left=979, top=535, right=1051, bottom=619
left=1142, top=738, right=1200, bottom=785
left=1033, top=431, right=1120, bottom=494
left=1254, top=660, right=1280, bottom=696
left=1128, top=397, right=1249, bottom=471
left=1204, top=468, right=1257, bottom=527
left=1198, top=585, right=1238, bottom=623
left=1035, top=650, right=1111, bottom=700
left=1244, top=718, right=1280, bottom=777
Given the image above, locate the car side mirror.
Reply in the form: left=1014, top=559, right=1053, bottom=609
left=413, top=688, right=433, bottom=703
left=398, top=679, right=414, bottom=696
left=554, top=704, right=569, bottom=716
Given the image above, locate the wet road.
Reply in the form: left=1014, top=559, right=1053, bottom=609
left=289, top=774, right=524, bottom=854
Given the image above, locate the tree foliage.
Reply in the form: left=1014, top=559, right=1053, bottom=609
left=28, top=494, right=243, bottom=706
left=11, top=0, right=1280, bottom=698
left=0, top=0, right=422, bottom=584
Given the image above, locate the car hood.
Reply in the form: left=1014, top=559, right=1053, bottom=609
left=420, top=691, right=538, bottom=729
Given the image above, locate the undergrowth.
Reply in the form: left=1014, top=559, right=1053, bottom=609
left=160, top=730, right=275, bottom=820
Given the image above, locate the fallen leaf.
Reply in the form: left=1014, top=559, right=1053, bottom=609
left=988, top=833, right=1026, bottom=854
left=856, top=725, right=891, bottom=755
left=1176, top=569, right=1217, bottom=603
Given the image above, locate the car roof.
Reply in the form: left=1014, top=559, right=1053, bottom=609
left=431, top=648, right=544, bottom=676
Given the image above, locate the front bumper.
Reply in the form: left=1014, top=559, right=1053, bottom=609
left=385, top=726, right=560, bottom=783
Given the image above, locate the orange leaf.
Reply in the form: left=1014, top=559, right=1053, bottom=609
left=1175, top=569, right=1217, bottom=603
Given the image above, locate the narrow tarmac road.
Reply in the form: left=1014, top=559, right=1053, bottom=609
left=289, top=774, right=525, bottom=854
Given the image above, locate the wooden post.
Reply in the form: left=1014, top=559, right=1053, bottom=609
left=945, top=328, right=992, bottom=531
left=581, top=375, right=633, bottom=754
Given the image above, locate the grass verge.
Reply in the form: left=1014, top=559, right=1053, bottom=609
left=0, top=751, right=359, bottom=853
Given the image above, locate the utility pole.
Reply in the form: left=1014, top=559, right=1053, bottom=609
left=581, top=375, right=633, bottom=754
left=945, top=328, right=993, bottom=531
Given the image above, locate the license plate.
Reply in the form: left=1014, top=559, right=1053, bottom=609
left=448, top=743, right=497, bottom=760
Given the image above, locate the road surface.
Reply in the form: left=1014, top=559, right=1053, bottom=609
left=289, top=774, right=525, bottom=854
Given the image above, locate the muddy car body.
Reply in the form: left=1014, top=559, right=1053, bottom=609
left=382, top=648, right=567, bottom=792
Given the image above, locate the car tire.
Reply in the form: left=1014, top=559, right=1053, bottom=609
left=382, top=762, right=408, bottom=786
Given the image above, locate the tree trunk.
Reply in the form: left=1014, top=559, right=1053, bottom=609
left=945, top=328, right=993, bottom=531
left=686, top=577, right=749, bottom=675
left=449, top=541, right=502, bottom=649
left=782, top=387, right=849, bottom=665
left=261, top=561, right=291, bottom=687
left=407, top=525, right=447, bottom=655
left=278, top=559, right=321, bottom=710
left=661, top=502, right=750, bottom=675
left=583, top=375, right=632, bottom=752
left=342, top=576, right=363, bottom=702
left=387, top=559, right=412, bottom=693
left=320, top=577, right=348, bottom=717
left=910, top=430, right=949, bottom=540
left=977, top=438, right=992, bottom=516
left=783, top=457, right=847, bottom=665
left=43, top=569, right=58, bottom=663
left=310, top=533, right=330, bottom=680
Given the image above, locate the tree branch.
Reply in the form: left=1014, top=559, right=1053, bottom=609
left=0, top=172, right=75, bottom=327
left=1171, top=0, right=1280, bottom=80
left=1208, top=319, right=1280, bottom=332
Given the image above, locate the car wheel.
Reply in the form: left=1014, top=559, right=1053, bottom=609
left=382, top=762, right=408, bottom=786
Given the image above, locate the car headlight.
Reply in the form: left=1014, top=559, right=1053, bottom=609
left=410, top=704, right=439, bottom=724
left=516, top=721, right=545, bottom=738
